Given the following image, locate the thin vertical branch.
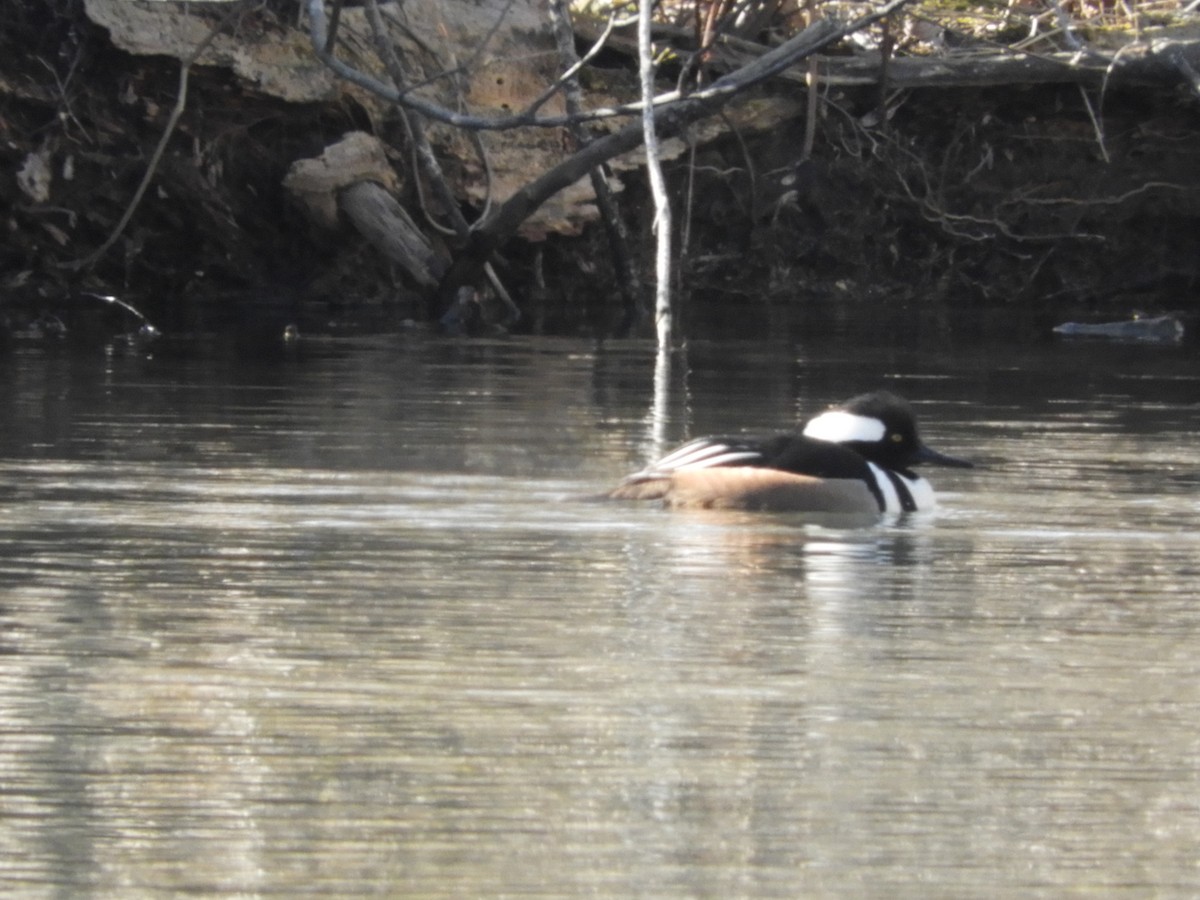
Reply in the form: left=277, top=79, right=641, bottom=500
left=801, top=0, right=822, bottom=158
left=363, top=0, right=471, bottom=240
left=639, top=0, right=673, bottom=352
left=640, top=0, right=674, bottom=452
left=801, top=57, right=819, bottom=160
left=1077, top=84, right=1109, bottom=163
left=58, top=3, right=237, bottom=272
left=324, top=0, right=345, bottom=54
left=548, top=0, right=643, bottom=334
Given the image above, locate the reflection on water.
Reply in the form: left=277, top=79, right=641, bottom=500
left=1, top=336, right=1199, bottom=897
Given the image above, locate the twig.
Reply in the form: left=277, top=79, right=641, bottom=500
left=306, top=0, right=914, bottom=131
left=1002, top=180, right=1194, bottom=207
left=324, top=0, right=344, bottom=55
left=1077, top=84, right=1109, bottom=162
left=548, top=0, right=641, bottom=333
left=1044, top=0, right=1086, bottom=54
left=517, top=12, right=621, bottom=120
left=483, top=261, right=521, bottom=326
left=1169, top=44, right=1200, bottom=99
left=883, top=133, right=1106, bottom=243
left=58, top=3, right=238, bottom=272
left=37, top=56, right=90, bottom=143
left=801, top=0, right=822, bottom=159
left=363, top=0, right=471, bottom=240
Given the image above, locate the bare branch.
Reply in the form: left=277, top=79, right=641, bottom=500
left=58, top=3, right=238, bottom=272
left=363, top=0, right=471, bottom=239
left=306, top=0, right=914, bottom=131
left=438, top=4, right=915, bottom=295
left=642, top=0, right=674, bottom=350
left=548, top=0, right=642, bottom=331
left=1001, top=180, right=1197, bottom=208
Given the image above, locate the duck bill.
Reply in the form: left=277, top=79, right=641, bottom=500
left=913, top=443, right=973, bottom=468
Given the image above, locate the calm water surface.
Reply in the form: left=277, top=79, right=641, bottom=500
left=1, top=334, right=1198, bottom=898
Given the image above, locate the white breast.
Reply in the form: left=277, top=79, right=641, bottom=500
left=868, top=463, right=936, bottom=513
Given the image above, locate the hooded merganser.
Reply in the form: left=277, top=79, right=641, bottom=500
left=608, top=390, right=973, bottom=514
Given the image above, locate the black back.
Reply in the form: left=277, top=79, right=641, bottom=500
left=685, top=434, right=873, bottom=479
left=693, top=434, right=886, bottom=510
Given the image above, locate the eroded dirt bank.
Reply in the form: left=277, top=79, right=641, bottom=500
left=3, top=2, right=1198, bottom=347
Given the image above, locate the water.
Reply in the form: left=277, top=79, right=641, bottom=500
left=1, top=334, right=1198, bottom=898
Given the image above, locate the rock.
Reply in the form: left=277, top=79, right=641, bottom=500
left=1052, top=315, right=1184, bottom=342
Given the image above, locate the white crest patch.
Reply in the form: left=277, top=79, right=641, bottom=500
left=802, top=411, right=886, bottom=444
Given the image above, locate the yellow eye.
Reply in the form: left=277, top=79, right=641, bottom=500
left=890, top=433, right=904, bottom=442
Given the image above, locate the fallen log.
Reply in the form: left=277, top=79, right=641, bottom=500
left=577, top=17, right=1200, bottom=93
left=815, top=37, right=1200, bottom=90
left=337, top=182, right=444, bottom=288
left=283, top=132, right=445, bottom=288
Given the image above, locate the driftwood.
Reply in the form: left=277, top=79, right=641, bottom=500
left=283, top=132, right=443, bottom=288
left=1053, top=315, right=1184, bottom=342
left=578, top=18, right=1200, bottom=93
left=818, top=38, right=1200, bottom=90
left=338, top=182, right=444, bottom=288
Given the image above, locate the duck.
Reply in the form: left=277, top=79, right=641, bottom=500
left=607, top=390, right=972, bottom=514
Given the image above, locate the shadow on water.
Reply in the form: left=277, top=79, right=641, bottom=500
left=1, top=332, right=1198, bottom=896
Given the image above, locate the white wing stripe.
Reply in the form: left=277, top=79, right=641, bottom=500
left=656, top=443, right=729, bottom=469
left=681, top=450, right=762, bottom=469
left=648, top=441, right=762, bottom=472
